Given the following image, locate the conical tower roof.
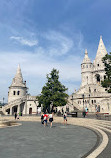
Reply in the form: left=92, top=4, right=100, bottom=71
left=82, top=49, right=92, bottom=64
left=95, top=36, right=107, bottom=60
left=11, top=65, right=26, bottom=87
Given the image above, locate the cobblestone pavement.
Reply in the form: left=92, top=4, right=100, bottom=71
left=0, top=121, right=97, bottom=158
left=1, top=115, right=111, bottom=157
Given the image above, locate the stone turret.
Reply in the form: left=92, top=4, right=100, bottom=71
left=93, top=36, right=107, bottom=84
left=81, top=49, right=93, bottom=87
left=8, top=65, right=28, bottom=103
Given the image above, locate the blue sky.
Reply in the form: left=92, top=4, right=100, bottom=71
left=0, top=0, right=111, bottom=102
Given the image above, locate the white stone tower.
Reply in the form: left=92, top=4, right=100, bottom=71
left=8, top=65, right=27, bottom=103
left=81, top=49, right=93, bottom=87
left=93, top=36, right=107, bottom=84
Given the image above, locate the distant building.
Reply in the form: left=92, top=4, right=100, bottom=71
left=59, top=36, right=111, bottom=113
left=2, top=36, right=111, bottom=115
left=2, top=65, right=39, bottom=115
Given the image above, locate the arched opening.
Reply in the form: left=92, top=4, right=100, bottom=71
left=12, top=106, right=17, bottom=115
left=29, top=108, right=32, bottom=114
left=13, top=91, right=16, bottom=95
left=95, top=74, right=100, bottom=83
left=6, top=108, right=10, bottom=114
left=98, top=105, right=100, bottom=112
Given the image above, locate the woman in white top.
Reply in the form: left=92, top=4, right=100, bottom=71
left=49, top=113, right=53, bottom=128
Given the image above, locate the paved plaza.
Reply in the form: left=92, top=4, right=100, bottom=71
left=0, top=121, right=97, bottom=158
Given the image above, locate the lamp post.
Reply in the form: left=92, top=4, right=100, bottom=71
left=89, top=94, right=90, bottom=111
left=72, top=95, right=73, bottom=106
left=82, top=94, right=84, bottom=109
left=3, top=97, right=4, bottom=106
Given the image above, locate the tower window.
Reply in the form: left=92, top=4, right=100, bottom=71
left=13, top=91, right=16, bottom=95
left=104, top=75, right=106, bottom=79
left=97, top=64, right=99, bottom=67
left=92, top=100, right=93, bottom=104
left=17, top=91, right=20, bottom=95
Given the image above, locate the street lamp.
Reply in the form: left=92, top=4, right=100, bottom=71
left=82, top=94, right=84, bottom=108
left=3, top=97, right=5, bottom=106
left=89, top=94, right=90, bottom=106
left=72, top=95, right=73, bottom=106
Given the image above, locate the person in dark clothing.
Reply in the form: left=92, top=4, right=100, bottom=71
left=14, top=112, right=17, bottom=120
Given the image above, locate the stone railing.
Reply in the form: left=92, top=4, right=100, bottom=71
left=8, top=96, right=27, bottom=105
left=27, top=95, right=37, bottom=100
left=72, top=92, right=111, bottom=99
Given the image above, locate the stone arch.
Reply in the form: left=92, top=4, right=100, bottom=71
left=95, top=74, right=100, bottom=83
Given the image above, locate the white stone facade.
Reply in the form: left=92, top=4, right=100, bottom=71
left=2, top=36, right=111, bottom=115
left=2, top=65, right=39, bottom=115
left=64, top=36, right=111, bottom=113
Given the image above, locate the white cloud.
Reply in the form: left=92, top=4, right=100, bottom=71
left=0, top=50, right=82, bottom=100
left=41, top=31, right=74, bottom=56
left=0, top=30, right=85, bottom=100
left=10, top=36, right=38, bottom=47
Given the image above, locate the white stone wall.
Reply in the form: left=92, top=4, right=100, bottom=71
left=26, top=100, right=38, bottom=114
left=81, top=63, right=93, bottom=87
left=8, top=87, right=27, bottom=103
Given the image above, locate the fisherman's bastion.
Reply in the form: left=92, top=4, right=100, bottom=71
left=1, top=36, right=111, bottom=115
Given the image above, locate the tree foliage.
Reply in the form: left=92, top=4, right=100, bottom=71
left=101, top=52, right=111, bottom=93
left=37, top=69, right=68, bottom=112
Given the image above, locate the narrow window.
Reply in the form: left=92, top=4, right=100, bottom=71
left=13, top=91, right=16, bottom=95
left=17, top=91, right=20, bottom=95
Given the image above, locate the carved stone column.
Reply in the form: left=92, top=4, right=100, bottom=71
left=10, top=107, right=12, bottom=115
left=18, top=104, right=20, bottom=114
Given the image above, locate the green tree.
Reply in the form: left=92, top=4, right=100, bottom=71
left=37, top=68, right=68, bottom=112
left=101, top=52, right=111, bottom=93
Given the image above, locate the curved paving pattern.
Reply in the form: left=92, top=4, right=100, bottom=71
left=0, top=121, right=97, bottom=158
left=1, top=116, right=111, bottom=157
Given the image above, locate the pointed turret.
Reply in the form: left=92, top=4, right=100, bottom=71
left=81, top=49, right=93, bottom=87
left=95, top=36, right=107, bottom=60
left=93, top=36, right=107, bottom=84
left=11, top=64, right=26, bottom=87
left=82, top=49, right=91, bottom=64
left=8, top=65, right=27, bottom=103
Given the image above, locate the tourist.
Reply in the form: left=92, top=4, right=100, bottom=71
left=82, top=108, right=86, bottom=118
left=41, top=113, right=44, bottom=124
left=17, top=113, right=19, bottom=120
left=14, top=112, right=17, bottom=120
left=85, top=107, right=88, bottom=115
left=43, top=113, right=48, bottom=127
left=63, top=112, right=67, bottom=125
left=49, top=113, right=53, bottom=128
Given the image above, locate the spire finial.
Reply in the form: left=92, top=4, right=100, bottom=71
left=100, top=35, right=102, bottom=40
left=85, top=49, right=88, bottom=55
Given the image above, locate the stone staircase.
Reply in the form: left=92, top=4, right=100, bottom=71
left=2, top=96, right=27, bottom=114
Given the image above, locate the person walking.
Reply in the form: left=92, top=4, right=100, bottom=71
left=41, top=113, right=44, bottom=124
left=43, top=113, right=48, bottom=127
left=49, top=113, right=53, bottom=128
left=82, top=108, right=86, bottom=118
left=63, top=112, right=67, bottom=125
left=17, top=113, right=19, bottom=120
left=14, top=112, right=17, bottom=120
